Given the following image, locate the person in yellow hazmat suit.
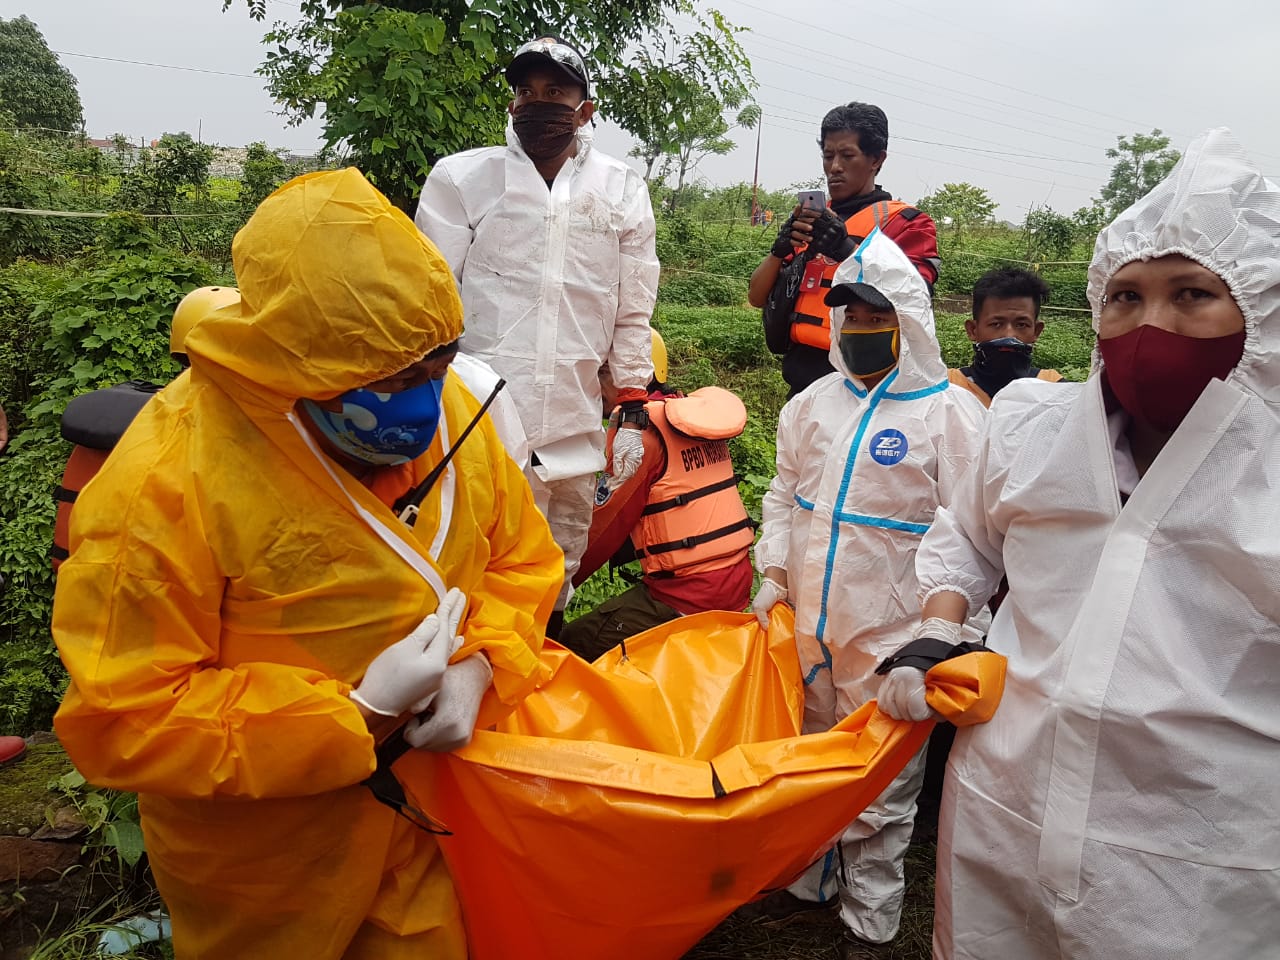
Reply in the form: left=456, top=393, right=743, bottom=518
left=50, top=167, right=563, bottom=960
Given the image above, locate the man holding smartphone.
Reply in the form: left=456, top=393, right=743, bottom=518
left=748, top=102, right=940, bottom=397
left=414, top=36, right=660, bottom=638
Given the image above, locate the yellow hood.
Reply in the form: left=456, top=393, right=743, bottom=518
left=185, top=167, right=463, bottom=407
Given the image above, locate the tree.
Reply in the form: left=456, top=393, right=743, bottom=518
left=608, top=10, right=755, bottom=184
left=0, top=122, right=56, bottom=261
left=659, top=96, right=757, bottom=208
left=1023, top=206, right=1074, bottom=262
left=150, top=133, right=216, bottom=203
left=240, top=142, right=288, bottom=210
left=0, top=16, right=83, bottom=133
left=225, top=1, right=753, bottom=211
left=917, top=182, right=996, bottom=240
left=1070, top=202, right=1109, bottom=245
left=1098, top=129, right=1179, bottom=219
left=115, top=132, right=216, bottom=251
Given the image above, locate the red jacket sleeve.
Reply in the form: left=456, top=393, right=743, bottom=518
left=573, top=427, right=665, bottom=586
left=885, top=211, right=941, bottom=291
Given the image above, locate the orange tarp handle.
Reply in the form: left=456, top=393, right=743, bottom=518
left=924, top=649, right=1007, bottom=726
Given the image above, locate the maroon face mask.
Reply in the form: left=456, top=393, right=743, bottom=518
left=1099, top=324, right=1246, bottom=432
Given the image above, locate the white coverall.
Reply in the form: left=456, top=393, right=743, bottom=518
left=920, top=128, right=1280, bottom=960
left=414, top=123, right=659, bottom=604
left=755, top=230, right=988, bottom=943
left=449, top=352, right=530, bottom=470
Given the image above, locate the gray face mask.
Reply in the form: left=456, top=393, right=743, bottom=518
left=839, top=327, right=900, bottom=378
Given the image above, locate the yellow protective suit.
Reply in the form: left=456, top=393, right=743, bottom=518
left=51, top=168, right=562, bottom=960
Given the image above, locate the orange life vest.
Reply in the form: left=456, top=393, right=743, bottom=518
left=52, top=381, right=161, bottom=570
left=634, top=400, right=755, bottom=578
left=946, top=367, right=1064, bottom=408
left=790, top=200, right=911, bottom=349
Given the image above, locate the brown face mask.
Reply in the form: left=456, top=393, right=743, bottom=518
left=512, top=101, right=581, bottom=161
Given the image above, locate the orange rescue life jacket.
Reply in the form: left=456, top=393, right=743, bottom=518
left=791, top=200, right=911, bottom=349
left=634, top=400, right=755, bottom=578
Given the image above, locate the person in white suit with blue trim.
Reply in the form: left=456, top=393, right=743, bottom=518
left=749, top=228, right=988, bottom=951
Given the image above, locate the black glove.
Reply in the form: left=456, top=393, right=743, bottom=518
left=806, top=208, right=857, bottom=262
left=769, top=215, right=799, bottom=259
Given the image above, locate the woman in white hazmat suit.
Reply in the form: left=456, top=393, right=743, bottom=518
left=751, top=229, right=987, bottom=947
left=879, top=128, right=1280, bottom=959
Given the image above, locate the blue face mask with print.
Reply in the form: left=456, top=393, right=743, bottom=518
left=302, top=378, right=445, bottom=466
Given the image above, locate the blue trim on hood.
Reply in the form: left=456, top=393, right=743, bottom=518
left=883, top=379, right=949, bottom=402
left=850, top=229, right=879, bottom=283
left=843, top=378, right=868, bottom=398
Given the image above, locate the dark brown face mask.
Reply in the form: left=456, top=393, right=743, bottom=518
left=512, top=101, right=581, bottom=161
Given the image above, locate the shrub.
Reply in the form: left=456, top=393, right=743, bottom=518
left=1030, top=314, right=1096, bottom=376
left=657, top=269, right=743, bottom=307
left=0, top=236, right=210, bottom=734
left=655, top=305, right=770, bottom=371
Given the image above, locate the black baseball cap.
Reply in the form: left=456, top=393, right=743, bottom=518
left=824, top=281, right=895, bottom=311
left=506, top=36, right=591, bottom=94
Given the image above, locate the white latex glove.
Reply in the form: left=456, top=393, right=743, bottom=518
left=876, top=617, right=961, bottom=721
left=350, top=588, right=466, bottom=717
left=608, top=425, right=645, bottom=489
left=404, top=654, right=493, bottom=751
left=752, top=577, right=788, bottom=629
left=878, top=667, right=932, bottom=721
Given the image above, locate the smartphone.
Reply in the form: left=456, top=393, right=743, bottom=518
left=797, top=189, right=826, bottom=211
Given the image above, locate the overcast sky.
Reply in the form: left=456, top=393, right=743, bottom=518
left=14, top=0, right=1280, bottom=221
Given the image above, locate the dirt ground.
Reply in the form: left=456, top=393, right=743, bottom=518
left=683, top=841, right=936, bottom=960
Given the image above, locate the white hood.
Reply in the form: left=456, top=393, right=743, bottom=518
left=826, top=229, right=947, bottom=392
left=1088, top=127, right=1280, bottom=402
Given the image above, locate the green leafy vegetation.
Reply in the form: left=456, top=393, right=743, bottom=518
left=0, top=223, right=210, bottom=735
left=0, top=16, right=83, bottom=133
left=242, top=0, right=756, bottom=210
left=1, top=741, right=166, bottom=958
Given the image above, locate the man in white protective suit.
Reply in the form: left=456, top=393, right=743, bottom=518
left=414, top=36, right=659, bottom=638
left=875, top=127, right=1280, bottom=960
left=747, top=229, right=987, bottom=954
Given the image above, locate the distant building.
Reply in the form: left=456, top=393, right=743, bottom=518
left=89, top=136, right=143, bottom=170
left=210, top=146, right=249, bottom=179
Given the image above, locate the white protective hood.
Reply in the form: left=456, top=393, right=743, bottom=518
left=825, top=229, right=948, bottom=393
left=1087, top=127, right=1280, bottom=400
left=920, top=128, right=1280, bottom=960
